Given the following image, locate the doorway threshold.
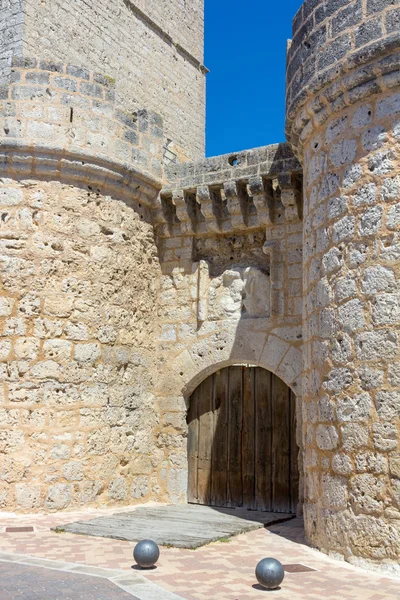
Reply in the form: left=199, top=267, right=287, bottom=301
left=54, top=504, right=295, bottom=549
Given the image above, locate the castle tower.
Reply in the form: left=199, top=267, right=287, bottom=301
left=0, top=0, right=205, bottom=512
left=0, top=0, right=206, bottom=160
left=287, top=0, right=400, bottom=571
left=0, top=59, right=165, bottom=511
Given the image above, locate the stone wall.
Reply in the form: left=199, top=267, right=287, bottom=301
left=12, top=0, right=206, bottom=160
left=0, top=0, right=23, bottom=81
left=287, top=0, right=400, bottom=574
left=0, top=58, right=166, bottom=184
left=0, top=58, right=306, bottom=515
left=153, top=145, right=305, bottom=505
left=0, top=178, right=161, bottom=511
left=121, top=0, right=204, bottom=62
left=0, top=60, right=164, bottom=512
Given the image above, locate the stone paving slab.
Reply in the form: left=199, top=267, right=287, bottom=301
left=55, top=504, right=294, bottom=549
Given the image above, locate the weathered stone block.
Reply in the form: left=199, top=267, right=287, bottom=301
left=332, top=453, right=353, bottom=475
left=359, top=206, right=383, bottom=237
left=44, top=295, right=74, bottom=318
left=338, top=299, right=365, bottom=333
left=130, top=475, right=149, bottom=499
left=343, top=164, right=362, bottom=188
left=0, top=340, right=12, bottom=360
left=375, top=391, right=400, bottom=420
left=387, top=204, right=400, bottom=230
left=389, top=455, right=400, bottom=479
left=330, top=139, right=357, bottom=167
left=43, top=339, right=72, bottom=361
left=80, top=481, right=104, bottom=504
left=0, top=457, right=28, bottom=483
left=355, top=452, right=388, bottom=475
left=50, top=443, right=70, bottom=460
left=382, top=176, right=400, bottom=201
left=316, top=425, right=339, bottom=450
left=321, top=474, right=348, bottom=509
left=45, top=484, right=72, bottom=510
left=355, top=330, right=398, bottom=360
left=15, top=484, right=41, bottom=509
left=74, top=343, right=101, bottom=364
left=63, top=322, right=88, bottom=341
left=373, top=422, right=398, bottom=452
left=359, top=366, right=384, bottom=390
left=350, top=474, right=384, bottom=514
left=108, top=478, right=127, bottom=500
left=342, top=423, right=370, bottom=452
left=377, top=92, right=400, bottom=119
left=322, top=247, right=343, bottom=275
left=333, top=215, right=355, bottom=243
left=337, top=393, right=372, bottom=423
left=372, top=293, right=400, bottom=326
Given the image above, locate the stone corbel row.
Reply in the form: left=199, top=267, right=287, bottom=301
left=155, top=174, right=302, bottom=237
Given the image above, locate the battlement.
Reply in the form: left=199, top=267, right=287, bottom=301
left=156, top=144, right=303, bottom=239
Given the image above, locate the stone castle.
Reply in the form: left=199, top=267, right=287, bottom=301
left=0, top=0, right=399, bottom=575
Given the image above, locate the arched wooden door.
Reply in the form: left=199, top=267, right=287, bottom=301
left=187, top=366, right=299, bottom=513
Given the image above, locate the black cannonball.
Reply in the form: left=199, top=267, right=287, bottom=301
left=133, top=539, right=160, bottom=568
left=255, top=557, right=285, bottom=589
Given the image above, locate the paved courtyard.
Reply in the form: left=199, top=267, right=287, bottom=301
left=0, top=505, right=399, bottom=600
left=0, top=561, right=139, bottom=600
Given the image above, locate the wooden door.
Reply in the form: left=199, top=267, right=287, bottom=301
left=187, top=366, right=299, bottom=513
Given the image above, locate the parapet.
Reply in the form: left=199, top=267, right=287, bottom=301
left=0, top=57, right=166, bottom=208
left=156, top=144, right=303, bottom=239
left=286, top=0, right=400, bottom=155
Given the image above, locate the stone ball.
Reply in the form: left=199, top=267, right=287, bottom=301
left=133, top=539, right=160, bottom=568
left=255, top=557, right=285, bottom=589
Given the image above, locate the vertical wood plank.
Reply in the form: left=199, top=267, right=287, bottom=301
left=242, top=367, right=256, bottom=509
left=211, top=369, right=229, bottom=506
left=197, top=375, right=214, bottom=505
left=227, top=366, right=243, bottom=507
left=271, top=374, right=291, bottom=512
left=290, top=389, right=300, bottom=513
left=255, top=368, right=272, bottom=511
left=187, top=387, right=199, bottom=504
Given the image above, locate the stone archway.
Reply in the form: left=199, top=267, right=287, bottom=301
left=156, top=331, right=303, bottom=402
left=154, top=330, right=303, bottom=508
left=187, top=365, right=299, bottom=513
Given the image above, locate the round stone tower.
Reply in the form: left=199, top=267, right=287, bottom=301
left=286, top=0, right=400, bottom=572
left=0, top=58, right=165, bottom=511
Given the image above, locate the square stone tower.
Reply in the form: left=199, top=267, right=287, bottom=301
left=0, top=0, right=206, bottom=160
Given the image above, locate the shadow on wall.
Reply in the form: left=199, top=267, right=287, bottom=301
left=156, top=232, right=303, bottom=399
left=156, top=235, right=304, bottom=509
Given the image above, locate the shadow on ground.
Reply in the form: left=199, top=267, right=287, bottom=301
left=266, top=517, right=308, bottom=548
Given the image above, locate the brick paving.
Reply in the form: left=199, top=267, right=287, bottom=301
left=0, top=562, right=139, bottom=600
left=0, top=506, right=399, bottom=599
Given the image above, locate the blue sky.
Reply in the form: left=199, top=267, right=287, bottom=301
left=205, top=1, right=302, bottom=157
